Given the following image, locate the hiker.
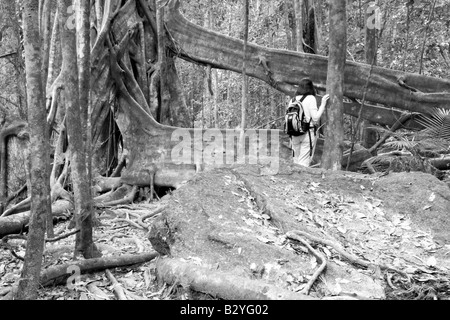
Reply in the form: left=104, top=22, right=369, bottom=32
left=286, top=78, right=330, bottom=166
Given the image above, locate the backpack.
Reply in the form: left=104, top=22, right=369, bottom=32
left=284, top=95, right=310, bottom=136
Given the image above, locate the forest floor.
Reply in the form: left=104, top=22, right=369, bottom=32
left=1, top=162, right=450, bottom=300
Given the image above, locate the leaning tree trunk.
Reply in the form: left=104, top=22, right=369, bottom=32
left=15, top=0, right=52, bottom=300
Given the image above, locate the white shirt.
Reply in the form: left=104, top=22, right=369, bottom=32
left=289, top=95, right=325, bottom=126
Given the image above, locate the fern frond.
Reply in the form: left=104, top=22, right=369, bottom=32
left=384, top=139, right=418, bottom=150
left=417, top=108, right=450, bottom=141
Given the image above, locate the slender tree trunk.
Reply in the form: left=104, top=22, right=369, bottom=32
left=40, top=0, right=52, bottom=91
left=157, top=1, right=170, bottom=125
left=361, top=4, right=378, bottom=149
left=312, top=0, right=323, bottom=53
left=58, top=0, right=98, bottom=259
left=41, top=0, right=54, bottom=239
left=15, top=0, right=52, bottom=300
left=239, top=0, right=250, bottom=152
left=213, top=69, right=219, bottom=128
left=294, top=0, right=304, bottom=53
left=204, top=1, right=213, bottom=128
left=305, top=5, right=317, bottom=53
left=321, top=0, right=346, bottom=170
left=76, top=0, right=98, bottom=258
left=283, top=0, right=293, bottom=50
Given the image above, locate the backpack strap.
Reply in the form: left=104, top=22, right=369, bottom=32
left=299, top=95, right=308, bottom=103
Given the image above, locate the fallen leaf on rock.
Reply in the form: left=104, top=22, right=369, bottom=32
left=333, top=259, right=347, bottom=267
left=336, top=278, right=351, bottom=285
left=322, top=246, right=332, bottom=258
left=426, top=256, right=437, bottom=267
left=256, top=235, right=272, bottom=244
left=337, top=226, right=347, bottom=234
left=404, top=267, right=417, bottom=274
left=355, top=212, right=366, bottom=219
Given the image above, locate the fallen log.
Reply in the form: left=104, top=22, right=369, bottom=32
left=40, top=252, right=159, bottom=287
left=312, top=138, right=372, bottom=171
left=93, top=176, right=122, bottom=194
left=343, top=102, right=423, bottom=130
left=430, top=157, right=450, bottom=170
left=156, top=257, right=316, bottom=300
left=0, top=200, right=72, bottom=238
left=165, top=0, right=450, bottom=114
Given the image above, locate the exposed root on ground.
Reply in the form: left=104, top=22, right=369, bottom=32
left=156, top=257, right=317, bottom=300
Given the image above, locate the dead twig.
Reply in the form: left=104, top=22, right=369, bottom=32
left=1, top=234, right=27, bottom=242
left=105, top=269, right=127, bottom=300
left=115, top=210, right=149, bottom=230
left=87, top=282, right=110, bottom=300
left=286, top=232, right=327, bottom=295
left=386, top=272, right=398, bottom=290
left=45, top=229, right=80, bottom=242
left=111, top=218, right=145, bottom=230
left=138, top=206, right=166, bottom=228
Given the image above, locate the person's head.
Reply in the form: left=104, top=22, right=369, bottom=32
left=295, top=78, right=316, bottom=96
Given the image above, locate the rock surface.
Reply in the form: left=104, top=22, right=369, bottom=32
left=150, top=162, right=450, bottom=299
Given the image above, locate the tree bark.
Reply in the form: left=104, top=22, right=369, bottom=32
left=58, top=0, right=98, bottom=259
left=0, top=200, right=72, bottom=239
left=321, top=0, right=346, bottom=170
left=157, top=1, right=171, bottom=125
left=77, top=0, right=99, bottom=259
left=294, top=0, right=304, bottom=53
left=239, top=0, right=249, bottom=153
left=15, top=0, right=52, bottom=300
left=361, top=3, right=379, bottom=149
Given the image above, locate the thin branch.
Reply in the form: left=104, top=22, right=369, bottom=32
left=0, top=52, right=17, bottom=59
left=418, top=0, right=438, bottom=75
left=105, top=269, right=127, bottom=300
left=0, top=95, right=20, bottom=109
left=45, top=228, right=80, bottom=242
